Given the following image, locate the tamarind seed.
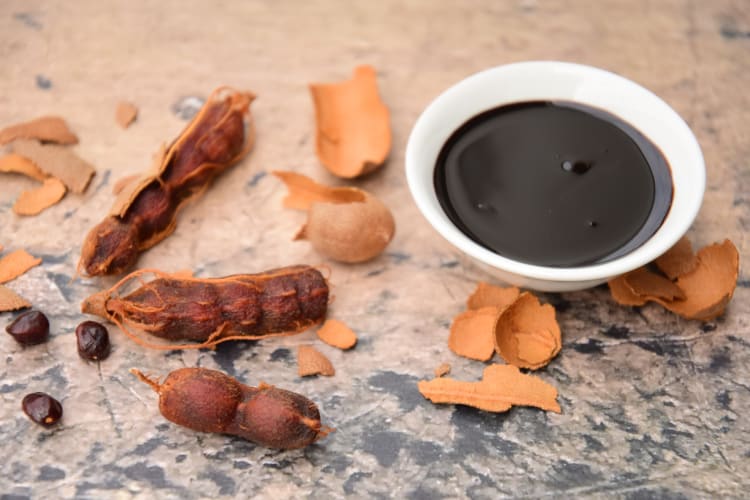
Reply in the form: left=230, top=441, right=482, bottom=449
left=76, top=321, right=111, bottom=360
left=5, top=310, right=50, bottom=345
left=22, top=392, right=63, bottom=427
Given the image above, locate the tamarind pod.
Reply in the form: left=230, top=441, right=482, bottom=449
left=81, top=265, right=329, bottom=350
left=79, top=87, right=255, bottom=277
left=132, top=367, right=330, bottom=449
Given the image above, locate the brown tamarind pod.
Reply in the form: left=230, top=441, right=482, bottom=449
left=81, top=265, right=329, bottom=350
left=131, top=367, right=331, bottom=450
left=78, top=87, right=256, bottom=277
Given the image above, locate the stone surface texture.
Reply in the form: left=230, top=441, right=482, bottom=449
left=1, top=1, right=749, bottom=498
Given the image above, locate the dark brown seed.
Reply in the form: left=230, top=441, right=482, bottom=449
left=22, top=392, right=63, bottom=427
left=75, top=320, right=111, bottom=360
left=6, top=310, right=50, bottom=345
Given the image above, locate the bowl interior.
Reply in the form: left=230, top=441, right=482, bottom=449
left=405, top=61, right=705, bottom=283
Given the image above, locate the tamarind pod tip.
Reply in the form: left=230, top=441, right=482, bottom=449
left=130, top=368, right=162, bottom=393
left=81, top=289, right=110, bottom=317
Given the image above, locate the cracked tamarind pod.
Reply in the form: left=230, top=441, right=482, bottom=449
left=78, top=87, right=255, bottom=277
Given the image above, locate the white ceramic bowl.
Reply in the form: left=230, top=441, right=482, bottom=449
left=405, top=61, right=705, bottom=292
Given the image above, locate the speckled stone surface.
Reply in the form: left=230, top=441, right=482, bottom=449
left=1, top=1, right=749, bottom=498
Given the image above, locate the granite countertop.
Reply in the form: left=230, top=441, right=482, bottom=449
left=1, top=1, right=748, bottom=498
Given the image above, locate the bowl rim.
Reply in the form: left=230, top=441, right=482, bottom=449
left=405, top=60, right=706, bottom=283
